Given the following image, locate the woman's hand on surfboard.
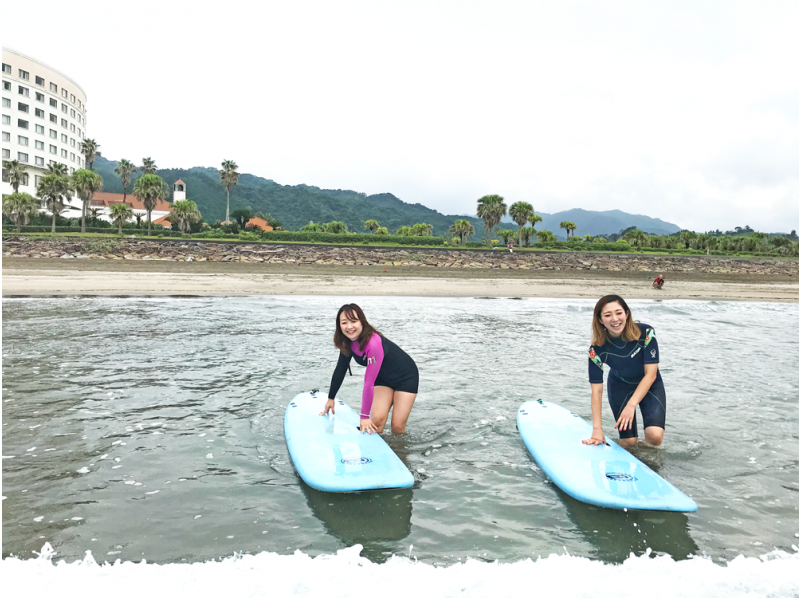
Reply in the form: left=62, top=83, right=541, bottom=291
left=615, top=405, right=636, bottom=432
left=319, top=399, right=336, bottom=416
left=582, top=429, right=606, bottom=445
left=360, top=418, right=377, bottom=435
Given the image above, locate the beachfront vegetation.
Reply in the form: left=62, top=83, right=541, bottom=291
left=220, top=160, right=239, bottom=224
left=364, top=219, right=380, bottom=233
left=2, top=192, right=39, bottom=232
left=449, top=219, right=475, bottom=245
left=476, top=194, right=507, bottom=242
left=2, top=159, right=28, bottom=193
left=560, top=221, right=577, bottom=238
left=37, top=173, right=73, bottom=233
left=72, top=169, right=103, bottom=233
left=140, top=158, right=157, bottom=175
left=132, top=174, right=169, bottom=236
left=508, top=201, right=535, bottom=247
left=170, top=200, right=203, bottom=234
left=109, top=202, right=133, bottom=234
left=78, top=139, right=100, bottom=171
left=114, top=159, right=137, bottom=205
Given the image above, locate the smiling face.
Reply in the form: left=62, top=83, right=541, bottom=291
left=600, top=301, right=628, bottom=337
left=339, top=311, right=363, bottom=341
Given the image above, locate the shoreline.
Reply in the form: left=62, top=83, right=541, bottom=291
left=2, top=260, right=797, bottom=302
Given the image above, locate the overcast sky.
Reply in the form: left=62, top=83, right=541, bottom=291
left=4, top=1, right=797, bottom=232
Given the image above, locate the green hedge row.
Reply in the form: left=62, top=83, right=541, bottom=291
left=2, top=226, right=185, bottom=237
left=259, top=231, right=446, bottom=245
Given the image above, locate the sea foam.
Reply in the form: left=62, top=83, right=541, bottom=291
left=2, top=543, right=797, bottom=598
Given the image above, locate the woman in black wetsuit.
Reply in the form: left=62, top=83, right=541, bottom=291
left=320, top=303, right=419, bottom=435
left=582, top=295, right=666, bottom=447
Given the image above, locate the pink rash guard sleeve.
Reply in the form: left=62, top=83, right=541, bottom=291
left=354, top=334, right=384, bottom=418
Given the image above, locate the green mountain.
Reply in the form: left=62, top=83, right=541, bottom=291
left=92, top=156, right=484, bottom=235
left=501, top=208, right=682, bottom=239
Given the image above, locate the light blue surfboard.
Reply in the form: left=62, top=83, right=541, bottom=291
left=284, top=391, right=414, bottom=493
left=517, top=400, right=697, bottom=512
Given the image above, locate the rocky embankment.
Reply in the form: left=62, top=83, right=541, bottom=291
left=2, top=238, right=798, bottom=276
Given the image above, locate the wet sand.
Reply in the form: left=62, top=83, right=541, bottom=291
left=2, top=258, right=797, bottom=302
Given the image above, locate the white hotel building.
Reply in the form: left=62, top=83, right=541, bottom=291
left=1, top=47, right=88, bottom=201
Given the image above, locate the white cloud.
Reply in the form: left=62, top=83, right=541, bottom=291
left=4, top=0, right=797, bottom=231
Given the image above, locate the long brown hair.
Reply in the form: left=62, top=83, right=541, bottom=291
left=333, top=303, right=381, bottom=355
left=591, top=294, right=641, bottom=346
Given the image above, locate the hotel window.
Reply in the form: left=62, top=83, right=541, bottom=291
left=18, top=86, right=29, bottom=97
left=1, top=131, right=8, bottom=141
left=77, top=128, right=82, bottom=137
left=61, top=149, right=68, bottom=158
left=49, top=129, right=57, bottom=138
left=70, top=108, right=75, bottom=117
left=50, top=82, right=57, bottom=92
left=49, top=144, right=57, bottom=154
left=70, top=123, right=75, bottom=132
left=61, top=103, right=67, bottom=113
left=49, top=114, right=57, bottom=123
left=2, top=148, right=9, bottom=159
left=61, top=133, right=67, bottom=143
left=70, top=94, right=75, bottom=103
left=35, top=156, right=44, bottom=166
left=35, top=124, right=44, bottom=134
left=35, top=108, right=44, bottom=118
left=18, top=152, right=28, bottom=162
left=1, top=63, right=11, bottom=74
left=2, top=115, right=10, bottom=124
left=70, top=152, right=75, bottom=162
left=18, top=102, right=29, bottom=113
left=70, top=138, right=75, bottom=147
left=61, top=118, right=67, bottom=128
left=36, top=92, right=44, bottom=102
left=18, top=119, right=28, bottom=129
left=62, top=89, right=68, bottom=98
left=35, top=140, right=44, bottom=150
left=36, top=76, right=45, bottom=86
left=1, top=98, right=9, bottom=108
left=3, top=81, right=10, bottom=91
left=49, top=98, right=57, bottom=107
left=70, top=167, right=75, bottom=174
left=18, top=135, right=28, bottom=146
left=35, top=175, right=42, bottom=186
left=19, top=69, right=29, bottom=80
left=49, top=159, right=56, bottom=166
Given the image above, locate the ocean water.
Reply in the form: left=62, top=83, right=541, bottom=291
left=2, top=296, right=798, bottom=595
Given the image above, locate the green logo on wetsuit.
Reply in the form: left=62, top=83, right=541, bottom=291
left=588, top=348, right=603, bottom=368
left=644, top=328, right=656, bottom=347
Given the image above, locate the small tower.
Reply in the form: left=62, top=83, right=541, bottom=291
left=173, top=179, right=186, bottom=201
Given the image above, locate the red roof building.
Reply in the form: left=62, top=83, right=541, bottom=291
left=245, top=217, right=274, bottom=232
left=91, top=192, right=172, bottom=213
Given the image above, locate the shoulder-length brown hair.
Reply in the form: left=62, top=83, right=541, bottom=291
left=333, top=303, right=382, bottom=355
left=591, top=294, right=641, bottom=346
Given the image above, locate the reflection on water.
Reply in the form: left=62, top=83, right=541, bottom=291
left=301, top=484, right=413, bottom=562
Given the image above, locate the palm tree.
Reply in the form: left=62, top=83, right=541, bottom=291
left=114, top=159, right=137, bottom=205
left=364, top=219, right=380, bottom=233
left=37, top=173, right=73, bottom=233
left=536, top=229, right=557, bottom=244
left=109, top=202, right=133, bottom=234
left=2, top=159, right=28, bottom=193
left=624, top=229, right=647, bottom=247
left=72, top=169, right=104, bottom=233
left=394, top=225, right=411, bottom=236
left=301, top=222, right=324, bottom=232
left=133, top=174, right=169, bottom=236
left=322, top=221, right=348, bottom=234
left=46, top=162, right=69, bottom=176
left=559, top=221, right=577, bottom=239
left=409, top=223, right=433, bottom=236
left=496, top=229, right=516, bottom=244
left=677, top=230, right=697, bottom=249
left=219, top=159, right=239, bottom=224
left=140, top=157, right=157, bottom=175
left=449, top=219, right=475, bottom=245
left=508, top=201, right=534, bottom=248
left=170, top=200, right=203, bottom=234
left=2, top=192, right=40, bottom=232
left=375, top=227, right=388, bottom=235
left=520, top=226, right=536, bottom=247
left=476, top=194, right=507, bottom=241
left=78, top=139, right=100, bottom=170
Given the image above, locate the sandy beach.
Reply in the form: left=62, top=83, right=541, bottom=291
left=2, top=259, right=797, bottom=302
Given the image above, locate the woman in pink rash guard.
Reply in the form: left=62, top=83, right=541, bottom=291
left=321, top=303, right=419, bottom=435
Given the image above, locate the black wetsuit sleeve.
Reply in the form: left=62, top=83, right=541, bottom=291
left=588, top=346, right=604, bottom=384
left=643, top=326, right=660, bottom=364
left=328, top=351, right=352, bottom=400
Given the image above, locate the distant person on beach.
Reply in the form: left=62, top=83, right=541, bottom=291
left=582, top=295, right=666, bottom=448
left=653, top=275, right=665, bottom=290
left=507, top=241, right=514, bottom=253
left=321, top=303, right=419, bottom=435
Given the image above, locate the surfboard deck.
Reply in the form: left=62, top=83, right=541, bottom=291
left=284, top=391, right=414, bottom=493
left=517, top=400, right=697, bottom=512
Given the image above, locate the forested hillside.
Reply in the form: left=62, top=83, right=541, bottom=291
left=92, top=157, right=484, bottom=235
left=501, top=208, right=681, bottom=239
